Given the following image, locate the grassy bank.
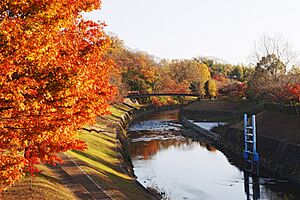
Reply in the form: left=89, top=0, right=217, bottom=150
left=1, top=103, right=155, bottom=200
left=0, top=164, right=78, bottom=200
left=68, top=103, right=155, bottom=200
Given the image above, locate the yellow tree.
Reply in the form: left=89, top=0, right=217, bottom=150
left=196, top=63, right=211, bottom=97
left=162, top=60, right=211, bottom=94
left=207, top=79, right=218, bottom=99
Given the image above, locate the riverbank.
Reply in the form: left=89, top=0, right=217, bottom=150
left=1, top=101, right=193, bottom=200
left=66, top=102, right=159, bottom=200
left=128, top=107, right=300, bottom=199
left=4, top=99, right=298, bottom=199
left=181, top=100, right=300, bottom=185
left=1, top=102, right=159, bottom=200
left=60, top=102, right=195, bottom=199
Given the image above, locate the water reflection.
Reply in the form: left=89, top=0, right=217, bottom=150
left=130, top=139, right=247, bottom=200
left=130, top=138, right=300, bottom=200
left=130, top=139, right=217, bottom=160
left=135, top=109, right=179, bottom=122
left=244, top=172, right=260, bottom=200
left=129, top=110, right=300, bottom=200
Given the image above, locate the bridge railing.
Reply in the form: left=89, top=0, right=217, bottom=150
left=126, top=91, right=200, bottom=96
left=125, top=92, right=201, bottom=98
left=127, top=91, right=140, bottom=95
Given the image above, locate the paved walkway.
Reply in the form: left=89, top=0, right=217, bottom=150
left=53, top=153, right=111, bottom=200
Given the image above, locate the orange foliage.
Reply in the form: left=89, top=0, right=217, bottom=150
left=150, top=96, right=175, bottom=106
left=220, top=81, right=247, bottom=98
left=287, top=83, right=300, bottom=102
left=151, top=97, right=163, bottom=106
left=159, top=76, right=190, bottom=93
left=0, top=0, right=114, bottom=190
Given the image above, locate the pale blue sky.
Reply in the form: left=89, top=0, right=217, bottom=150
left=84, top=0, right=300, bottom=64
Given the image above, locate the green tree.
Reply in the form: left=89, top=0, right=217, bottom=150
left=256, top=54, right=286, bottom=78
left=248, top=54, right=290, bottom=102
left=242, top=66, right=255, bottom=81
left=230, top=65, right=244, bottom=81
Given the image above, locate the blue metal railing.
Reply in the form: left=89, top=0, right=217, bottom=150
left=243, top=114, right=259, bottom=174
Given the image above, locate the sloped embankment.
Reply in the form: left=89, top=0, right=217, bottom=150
left=66, top=103, right=157, bottom=200
left=1, top=103, right=157, bottom=200
left=183, top=100, right=300, bottom=184
left=0, top=164, right=78, bottom=200
left=219, top=110, right=300, bottom=184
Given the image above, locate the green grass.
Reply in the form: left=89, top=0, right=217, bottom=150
left=2, top=102, right=152, bottom=200
left=68, top=103, right=155, bottom=199
left=67, top=130, right=126, bottom=179
left=1, top=165, right=78, bottom=200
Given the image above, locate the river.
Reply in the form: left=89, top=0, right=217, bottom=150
left=128, top=109, right=300, bottom=200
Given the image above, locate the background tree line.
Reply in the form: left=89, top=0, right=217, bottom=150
left=107, top=35, right=254, bottom=104
left=107, top=34, right=300, bottom=105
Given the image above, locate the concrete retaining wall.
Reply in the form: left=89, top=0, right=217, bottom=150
left=179, top=113, right=221, bottom=141
left=216, top=125, right=300, bottom=184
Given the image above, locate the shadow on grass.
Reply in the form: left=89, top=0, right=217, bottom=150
left=78, top=129, right=117, bottom=149
left=83, top=163, right=156, bottom=200
left=112, top=104, right=130, bottom=113
left=72, top=150, right=120, bottom=173
left=109, top=114, right=124, bottom=121
left=38, top=170, right=63, bottom=185
left=122, top=102, right=138, bottom=109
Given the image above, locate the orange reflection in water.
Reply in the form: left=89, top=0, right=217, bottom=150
left=129, top=138, right=217, bottom=160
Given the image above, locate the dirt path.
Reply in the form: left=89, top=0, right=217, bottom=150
left=54, top=153, right=111, bottom=200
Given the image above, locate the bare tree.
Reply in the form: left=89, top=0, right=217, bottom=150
left=251, top=34, right=298, bottom=68
left=248, top=35, right=299, bottom=103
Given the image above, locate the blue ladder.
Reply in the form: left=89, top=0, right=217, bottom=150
left=243, top=114, right=259, bottom=174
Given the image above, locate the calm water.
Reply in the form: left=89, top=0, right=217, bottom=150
left=129, top=110, right=300, bottom=200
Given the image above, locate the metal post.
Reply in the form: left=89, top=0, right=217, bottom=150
left=243, top=171, right=250, bottom=200
left=253, top=176, right=260, bottom=200
left=252, top=115, right=256, bottom=154
left=252, top=115, right=259, bottom=162
left=243, top=114, right=248, bottom=160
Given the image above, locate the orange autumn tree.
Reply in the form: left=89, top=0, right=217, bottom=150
left=0, top=0, right=114, bottom=190
left=288, top=83, right=300, bottom=102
